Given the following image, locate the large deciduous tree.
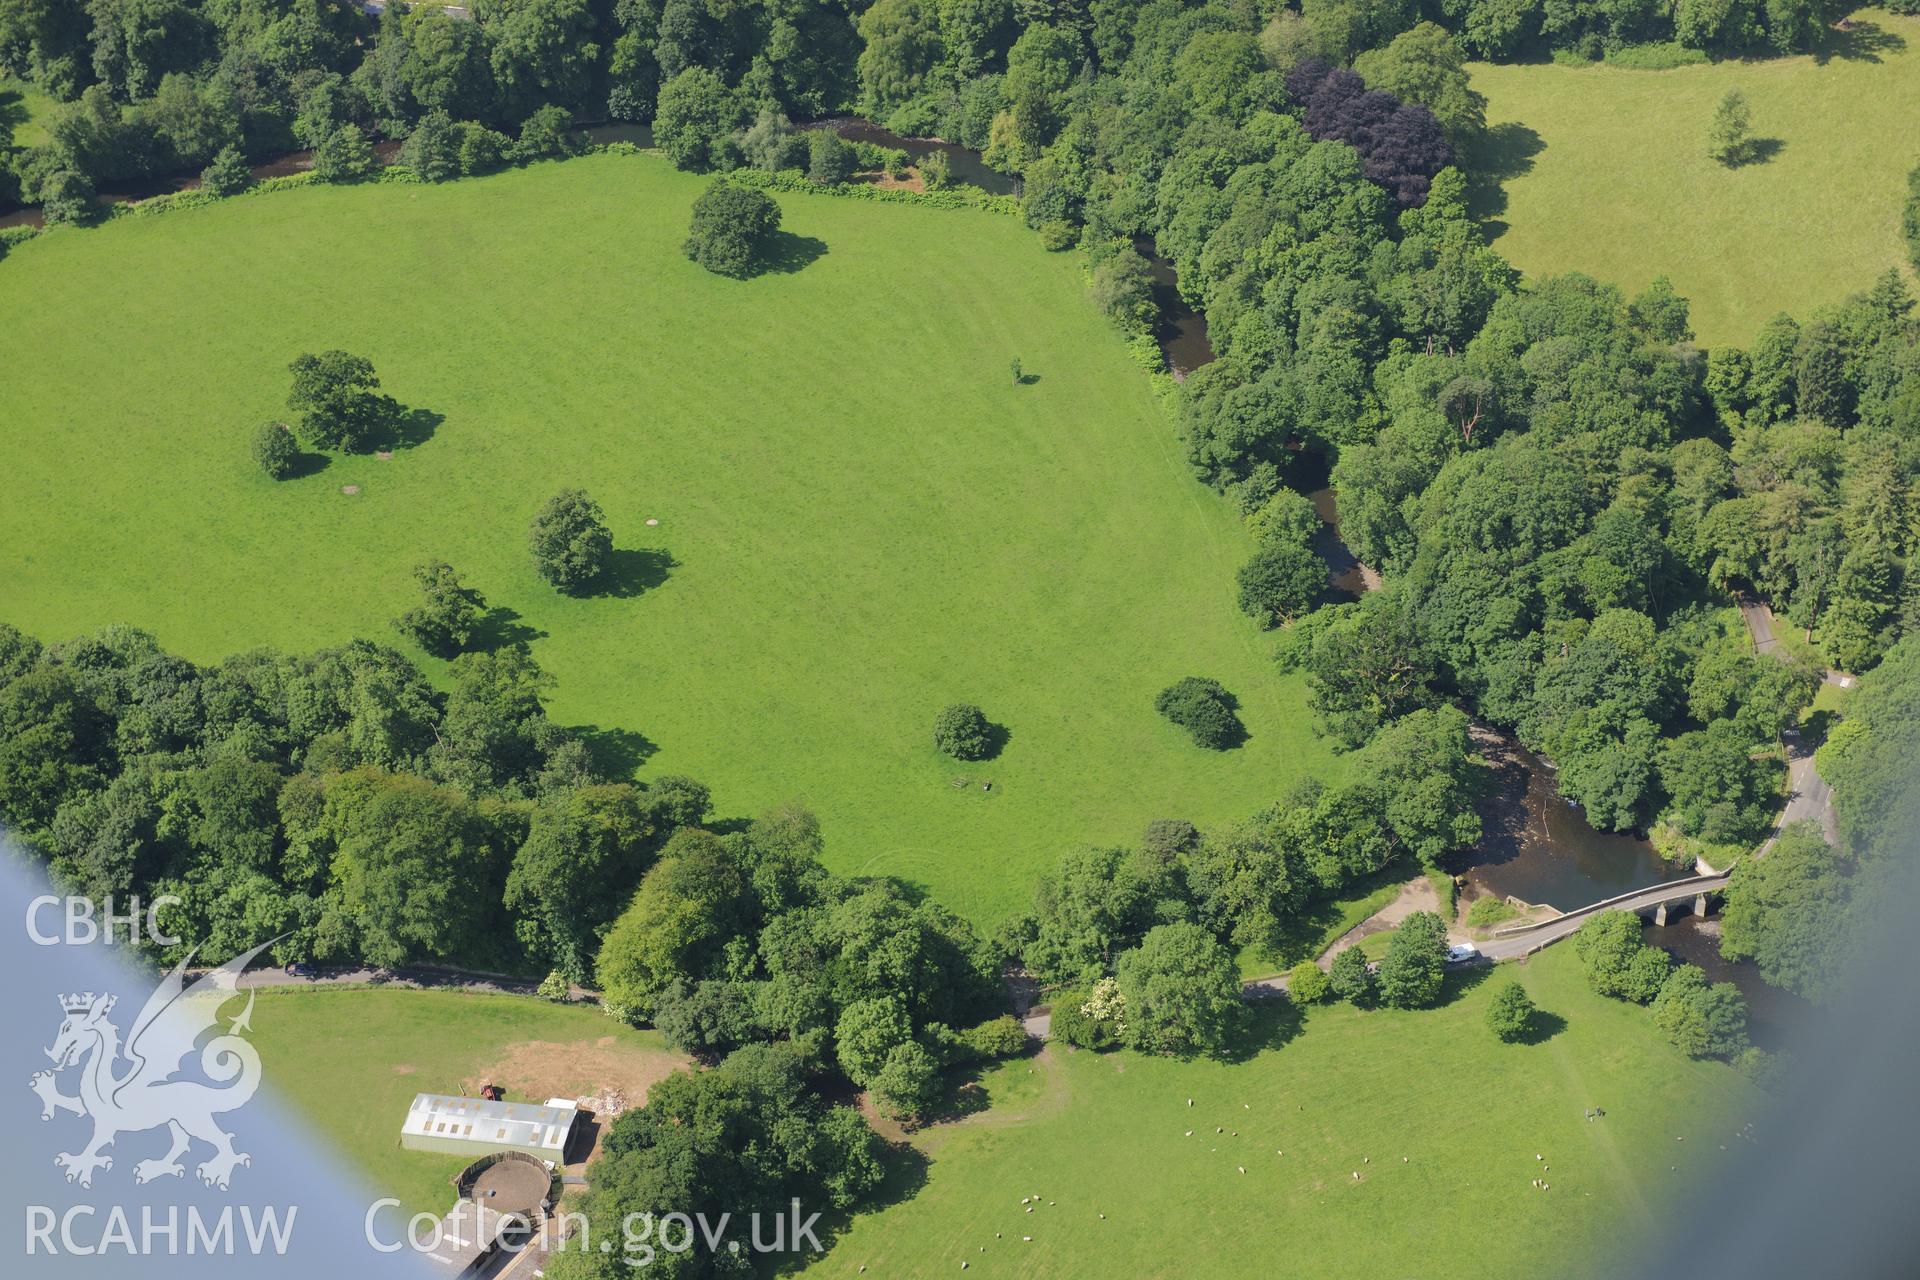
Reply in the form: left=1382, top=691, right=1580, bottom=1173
left=1114, top=921, right=1242, bottom=1055
left=527, top=487, right=613, bottom=591
left=682, top=177, right=782, bottom=277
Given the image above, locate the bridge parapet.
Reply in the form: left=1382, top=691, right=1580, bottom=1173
left=1488, top=872, right=1730, bottom=941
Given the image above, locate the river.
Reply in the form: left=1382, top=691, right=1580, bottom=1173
left=1459, top=730, right=1694, bottom=911
left=1640, top=915, right=1813, bottom=1051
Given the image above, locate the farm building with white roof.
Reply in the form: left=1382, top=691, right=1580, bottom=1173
left=400, top=1093, right=581, bottom=1162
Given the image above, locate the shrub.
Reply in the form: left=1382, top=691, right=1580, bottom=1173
left=528, top=488, right=614, bottom=592
left=313, top=124, right=378, bottom=183
left=1037, top=219, right=1078, bottom=251
left=682, top=178, right=782, bottom=278
left=458, top=124, right=513, bottom=175
left=1141, top=818, right=1200, bottom=855
left=957, top=1014, right=1028, bottom=1059
left=538, top=970, right=570, bottom=1002
left=1466, top=896, right=1518, bottom=929
left=516, top=105, right=577, bottom=162
left=933, top=702, right=993, bottom=760
left=200, top=145, right=251, bottom=196
left=1155, top=676, right=1243, bottom=749
left=1288, top=960, right=1330, bottom=1004
left=1485, top=979, right=1536, bottom=1042
left=807, top=129, right=858, bottom=184
left=40, top=169, right=96, bottom=226
left=1605, top=41, right=1710, bottom=70
left=1088, top=246, right=1157, bottom=334
left=1328, top=946, right=1373, bottom=1005
left=400, top=109, right=461, bottom=182
left=1903, top=163, right=1920, bottom=273
left=738, top=110, right=806, bottom=172
left=1048, top=989, right=1119, bottom=1048
left=251, top=422, right=299, bottom=479
left=918, top=148, right=951, bottom=189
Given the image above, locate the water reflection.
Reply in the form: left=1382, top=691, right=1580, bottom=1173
left=1307, top=488, right=1373, bottom=599
left=818, top=118, right=1019, bottom=197
left=1458, top=732, right=1694, bottom=911
left=1641, top=914, right=1812, bottom=1052
left=1131, top=236, right=1214, bottom=378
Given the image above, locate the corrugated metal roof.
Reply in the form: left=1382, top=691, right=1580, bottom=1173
left=401, top=1093, right=577, bottom=1154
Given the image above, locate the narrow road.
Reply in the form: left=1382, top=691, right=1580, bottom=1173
left=1738, top=595, right=1783, bottom=657
left=1760, top=725, right=1837, bottom=852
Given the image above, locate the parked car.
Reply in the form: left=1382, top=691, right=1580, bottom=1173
left=1446, top=943, right=1480, bottom=964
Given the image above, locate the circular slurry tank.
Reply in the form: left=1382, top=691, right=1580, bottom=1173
left=454, top=1151, right=555, bottom=1220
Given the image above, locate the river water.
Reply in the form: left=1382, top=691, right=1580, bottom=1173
left=1459, top=731, right=1693, bottom=911
left=1640, top=915, right=1812, bottom=1051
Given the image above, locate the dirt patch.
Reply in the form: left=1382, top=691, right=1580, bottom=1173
left=859, top=169, right=926, bottom=193
left=391, top=1063, right=417, bottom=1076
left=466, top=1037, right=689, bottom=1171
left=465, top=1038, right=686, bottom=1109
left=1319, top=876, right=1441, bottom=962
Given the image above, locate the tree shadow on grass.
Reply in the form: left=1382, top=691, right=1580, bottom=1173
left=1742, top=137, right=1786, bottom=166
left=598, top=547, right=676, bottom=598
left=756, top=231, right=827, bottom=275
left=1801, top=708, right=1839, bottom=747
left=469, top=605, right=546, bottom=652
left=1811, top=18, right=1906, bottom=64
left=390, top=405, right=443, bottom=449
left=574, top=724, right=658, bottom=778
left=1216, top=996, right=1305, bottom=1064
left=1435, top=961, right=1495, bottom=1008
left=1208, top=711, right=1250, bottom=752
left=0, top=87, right=28, bottom=136
left=1516, top=1009, right=1569, bottom=1046
left=282, top=449, right=332, bottom=480
left=973, top=719, right=1013, bottom=762
left=1464, top=120, right=1545, bottom=234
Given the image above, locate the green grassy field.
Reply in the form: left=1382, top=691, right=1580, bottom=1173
left=1468, top=9, right=1920, bottom=346
left=249, top=987, right=684, bottom=1219
left=813, top=945, right=1762, bottom=1279
left=0, top=152, right=1344, bottom=922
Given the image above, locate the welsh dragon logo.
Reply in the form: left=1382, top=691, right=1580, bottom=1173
left=28, top=940, right=274, bottom=1191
